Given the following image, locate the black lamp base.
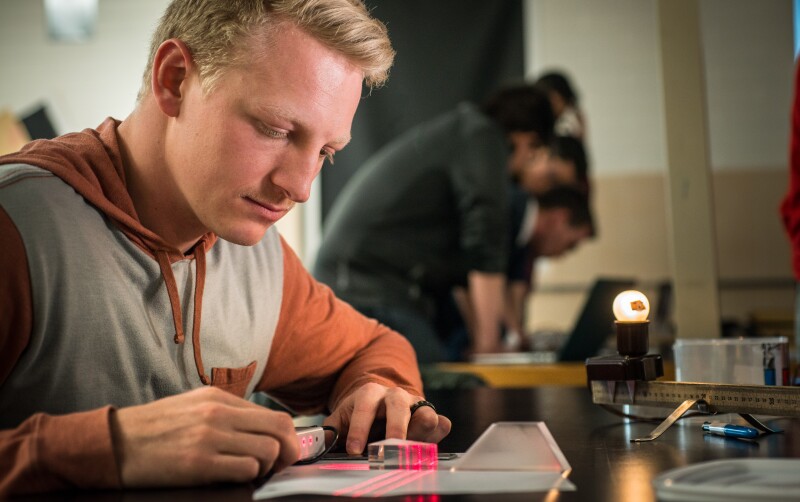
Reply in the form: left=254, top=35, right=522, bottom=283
left=586, top=353, right=664, bottom=381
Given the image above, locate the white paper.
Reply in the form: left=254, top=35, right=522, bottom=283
left=254, top=422, right=575, bottom=499
left=253, top=458, right=575, bottom=499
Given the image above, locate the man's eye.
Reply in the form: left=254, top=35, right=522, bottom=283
left=257, top=123, right=287, bottom=139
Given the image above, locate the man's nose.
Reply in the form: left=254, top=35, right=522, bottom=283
left=271, top=148, right=322, bottom=203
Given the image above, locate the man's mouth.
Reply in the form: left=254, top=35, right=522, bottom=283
left=243, top=196, right=291, bottom=220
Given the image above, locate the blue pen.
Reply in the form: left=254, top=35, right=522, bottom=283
left=702, top=421, right=759, bottom=439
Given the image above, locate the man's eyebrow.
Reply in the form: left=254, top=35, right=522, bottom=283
left=255, top=104, right=351, bottom=148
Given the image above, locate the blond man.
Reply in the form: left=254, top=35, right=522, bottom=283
left=0, top=0, right=450, bottom=495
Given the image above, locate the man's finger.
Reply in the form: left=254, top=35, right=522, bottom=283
left=408, top=410, right=452, bottom=445
left=205, top=454, right=261, bottom=484
left=214, top=406, right=300, bottom=470
left=383, top=388, right=412, bottom=440
left=344, top=387, right=383, bottom=454
left=216, top=432, right=283, bottom=476
left=184, top=393, right=301, bottom=473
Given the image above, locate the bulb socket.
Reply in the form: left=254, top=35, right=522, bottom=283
left=615, top=320, right=649, bottom=357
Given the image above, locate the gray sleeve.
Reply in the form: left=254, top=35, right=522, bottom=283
left=450, top=119, right=510, bottom=274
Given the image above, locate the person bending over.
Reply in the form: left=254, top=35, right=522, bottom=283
left=313, top=85, right=554, bottom=362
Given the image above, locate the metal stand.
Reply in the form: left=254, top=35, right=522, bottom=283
left=632, top=398, right=783, bottom=442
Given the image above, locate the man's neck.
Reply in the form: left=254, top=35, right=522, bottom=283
left=116, top=103, right=206, bottom=254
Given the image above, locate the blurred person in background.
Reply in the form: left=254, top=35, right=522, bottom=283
left=535, top=70, right=586, bottom=140
left=314, top=84, right=555, bottom=363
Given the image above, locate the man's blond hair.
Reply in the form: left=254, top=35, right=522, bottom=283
left=137, top=0, right=394, bottom=101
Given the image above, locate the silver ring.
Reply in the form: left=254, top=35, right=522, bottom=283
left=410, top=400, right=436, bottom=416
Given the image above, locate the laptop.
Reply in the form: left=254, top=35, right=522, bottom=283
left=470, top=277, right=635, bottom=364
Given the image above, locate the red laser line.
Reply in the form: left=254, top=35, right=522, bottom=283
left=332, top=470, right=406, bottom=497
left=319, top=463, right=370, bottom=471
left=370, top=470, right=436, bottom=497
left=349, top=471, right=420, bottom=497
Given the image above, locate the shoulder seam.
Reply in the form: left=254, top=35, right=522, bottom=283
left=0, top=165, right=54, bottom=189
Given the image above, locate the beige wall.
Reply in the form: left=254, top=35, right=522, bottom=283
left=0, top=1, right=796, bottom=333
left=0, top=0, right=170, bottom=133
left=524, top=0, right=794, bottom=175
left=0, top=0, right=306, bottom=254
left=524, top=0, right=796, bottom=337
left=528, top=168, right=794, bottom=333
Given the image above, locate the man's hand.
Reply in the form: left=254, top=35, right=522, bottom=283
left=324, top=383, right=451, bottom=455
left=467, top=271, right=506, bottom=354
left=110, top=386, right=299, bottom=487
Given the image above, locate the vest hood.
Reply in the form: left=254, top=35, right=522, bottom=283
left=0, top=118, right=217, bottom=384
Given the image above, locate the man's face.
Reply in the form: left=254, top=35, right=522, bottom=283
left=507, top=131, right=542, bottom=178
left=547, top=90, right=566, bottom=117
left=519, top=151, right=578, bottom=196
left=165, top=23, right=363, bottom=246
left=533, top=209, right=592, bottom=258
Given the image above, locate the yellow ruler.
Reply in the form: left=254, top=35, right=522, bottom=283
left=590, top=380, right=800, bottom=416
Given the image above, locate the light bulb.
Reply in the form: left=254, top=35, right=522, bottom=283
left=612, top=290, right=650, bottom=323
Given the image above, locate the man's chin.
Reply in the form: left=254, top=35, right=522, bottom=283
left=217, top=225, right=273, bottom=247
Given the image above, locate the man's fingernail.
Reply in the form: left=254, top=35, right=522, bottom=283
left=348, top=440, right=362, bottom=453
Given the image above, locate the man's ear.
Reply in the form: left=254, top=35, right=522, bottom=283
left=151, top=39, right=194, bottom=118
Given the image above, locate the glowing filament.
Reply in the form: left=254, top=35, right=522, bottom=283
left=612, top=290, right=650, bottom=322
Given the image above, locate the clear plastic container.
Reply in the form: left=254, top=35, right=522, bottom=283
left=672, top=337, right=789, bottom=385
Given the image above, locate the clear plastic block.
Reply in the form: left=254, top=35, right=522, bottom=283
left=367, top=438, right=438, bottom=470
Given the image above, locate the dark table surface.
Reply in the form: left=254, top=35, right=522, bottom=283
left=29, top=386, right=800, bottom=502
left=429, top=386, right=800, bottom=501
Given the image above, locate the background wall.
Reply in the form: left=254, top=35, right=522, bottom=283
left=0, top=0, right=310, bottom=248
left=0, top=0, right=168, bottom=133
left=1, top=0, right=796, bottom=340
left=319, top=0, right=524, bottom=220
left=524, top=0, right=796, bottom=338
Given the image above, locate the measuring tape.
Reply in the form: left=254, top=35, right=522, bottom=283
left=591, top=380, right=800, bottom=416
